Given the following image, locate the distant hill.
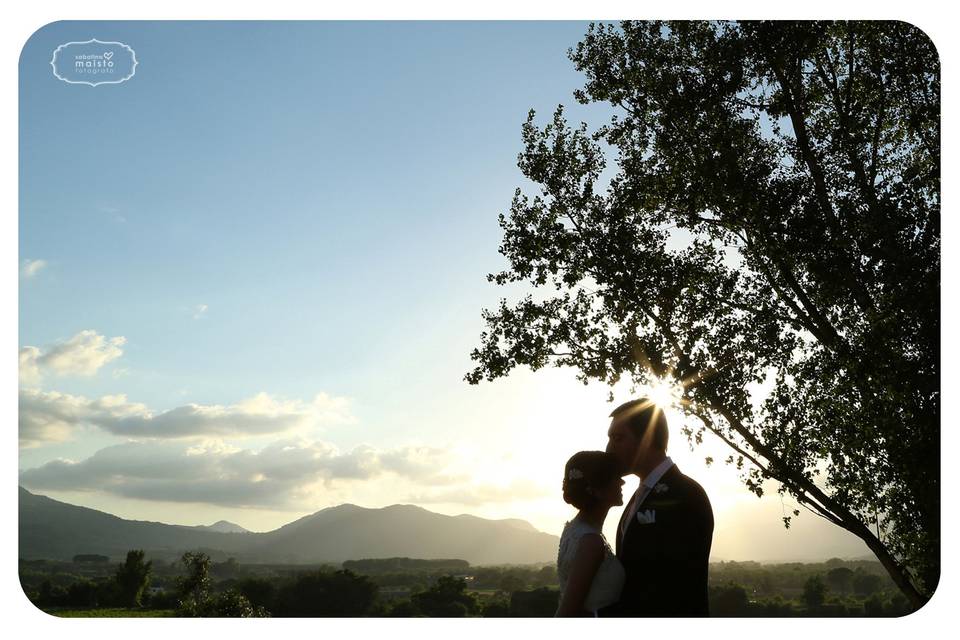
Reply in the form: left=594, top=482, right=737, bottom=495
left=183, top=520, right=250, bottom=534
left=18, top=487, right=558, bottom=566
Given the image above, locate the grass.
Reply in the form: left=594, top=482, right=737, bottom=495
left=46, top=607, right=178, bottom=618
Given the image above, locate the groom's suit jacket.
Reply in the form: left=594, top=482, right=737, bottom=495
left=602, top=464, right=713, bottom=617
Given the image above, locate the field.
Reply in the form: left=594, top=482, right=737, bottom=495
left=22, top=556, right=912, bottom=617
left=45, top=608, right=178, bottom=618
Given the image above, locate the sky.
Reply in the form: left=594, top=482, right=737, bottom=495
left=18, top=20, right=874, bottom=562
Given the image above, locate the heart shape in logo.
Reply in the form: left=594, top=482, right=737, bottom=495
left=103, top=51, right=114, bottom=60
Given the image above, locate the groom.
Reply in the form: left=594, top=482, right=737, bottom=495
left=598, top=398, right=714, bottom=617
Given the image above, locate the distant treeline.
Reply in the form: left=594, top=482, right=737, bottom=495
left=21, top=553, right=915, bottom=617
left=342, top=558, right=470, bottom=575
left=707, top=558, right=913, bottom=617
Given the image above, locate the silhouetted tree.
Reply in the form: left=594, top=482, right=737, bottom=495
left=114, top=549, right=153, bottom=608
left=175, top=551, right=212, bottom=616
left=210, top=589, right=269, bottom=617
left=498, top=573, right=525, bottom=594
left=710, top=582, right=751, bottom=616
left=411, top=575, right=479, bottom=617
left=481, top=594, right=511, bottom=617
left=853, top=569, right=883, bottom=597
left=466, top=20, right=938, bottom=607
left=825, top=566, right=855, bottom=593
left=236, top=576, right=276, bottom=613
left=61, top=578, right=119, bottom=608
left=211, top=557, right=241, bottom=580
left=509, top=587, right=560, bottom=616
left=803, top=574, right=827, bottom=609
left=37, top=579, right=57, bottom=607
left=274, top=569, right=377, bottom=617
left=534, top=565, right=558, bottom=588
left=386, top=598, right=420, bottom=617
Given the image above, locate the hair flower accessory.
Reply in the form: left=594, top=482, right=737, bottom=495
left=567, top=468, right=584, bottom=480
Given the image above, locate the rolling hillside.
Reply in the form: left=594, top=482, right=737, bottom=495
left=18, top=486, right=558, bottom=566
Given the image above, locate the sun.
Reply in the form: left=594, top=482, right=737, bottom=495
left=642, top=377, right=686, bottom=413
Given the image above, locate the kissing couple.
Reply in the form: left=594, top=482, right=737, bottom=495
left=555, top=398, right=714, bottom=617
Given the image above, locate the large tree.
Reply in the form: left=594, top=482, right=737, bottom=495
left=114, top=549, right=152, bottom=608
left=465, top=20, right=938, bottom=607
left=175, top=551, right=212, bottom=615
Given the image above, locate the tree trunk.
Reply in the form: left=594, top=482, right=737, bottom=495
left=841, top=515, right=928, bottom=609
left=706, top=398, right=929, bottom=608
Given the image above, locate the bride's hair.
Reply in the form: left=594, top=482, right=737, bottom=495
left=562, top=450, right=620, bottom=510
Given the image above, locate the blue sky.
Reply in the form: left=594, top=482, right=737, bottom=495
left=21, top=21, right=593, bottom=408
left=18, top=20, right=871, bottom=561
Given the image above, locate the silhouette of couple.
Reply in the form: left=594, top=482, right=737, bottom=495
left=555, top=398, right=714, bottom=617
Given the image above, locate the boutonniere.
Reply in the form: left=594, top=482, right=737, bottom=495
left=653, top=482, right=669, bottom=494
left=635, top=509, right=656, bottom=525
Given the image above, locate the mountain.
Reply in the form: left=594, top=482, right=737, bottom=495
left=245, top=503, right=557, bottom=565
left=18, top=486, right=251, bottom=562
left=18, top=487, right=558, bottom=566
left=185, top=520, right=250, bottom=534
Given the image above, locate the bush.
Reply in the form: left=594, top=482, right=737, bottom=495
left=509, top=587, right=560, bottom=617
left=886, top=593, right=914, bottom=617
left=209, top=589, right=269, bottom=617
left=144, top=589, right=180, bottom=610
left=757, top=596, right=794, bottom=616
left=411, top=576, right=479, bottom=617
left=273, top=569, right=377, bottom=617
left=864, top=593, right=886, bottom=616
left=64, top=579, right=100, bottom=608
left=236, top=577, right=276, bottom=613
left=710, top=582, right=750, bottom=616
left=481, top=596, right=510, bottom=617
left=385, top=599, right=420, bottom=617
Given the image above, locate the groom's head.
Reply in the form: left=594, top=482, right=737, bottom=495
left=605, top=398, right=669, bottom=476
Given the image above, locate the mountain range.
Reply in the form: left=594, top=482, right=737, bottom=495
left=18, top=486, right=559, bottom=566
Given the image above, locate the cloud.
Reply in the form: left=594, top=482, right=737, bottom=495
left=405, top=478, right=550, bottom=506
left=19, top=347, right=42, bottom=386
left=20, top=259, right=47, bottom=278
left=19, top=330, right=126, bottom=384
left=19, top=438, right=456, bottom=509
left=18, top=389, right=135, bottom=448
left=17, top=388, right=90, bottom=448
left=18, top=388, right=356, bottom=448
left=193, top=304, right=208, bottom=320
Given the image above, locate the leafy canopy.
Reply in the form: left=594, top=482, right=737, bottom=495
left=466, top=20, right=938, bottom=606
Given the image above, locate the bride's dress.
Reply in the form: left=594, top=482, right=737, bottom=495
left=556, top=516, right=625, bottom=615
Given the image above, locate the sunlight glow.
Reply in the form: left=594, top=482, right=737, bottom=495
left=639, top=377, right=686, bottom=413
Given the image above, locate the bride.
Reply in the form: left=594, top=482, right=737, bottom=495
left=555, top=450, right=626, bottom=617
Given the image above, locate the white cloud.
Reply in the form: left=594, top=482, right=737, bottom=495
left=19, top=438, right=456, bottom=509
left=18, top=388, right=356, bottom=448
left=17, top=388, right=90, bottom=448
left=193, top=304, right=208, bottom=320
left=20, top=259, right=47, bottom=278
left=19, top=347, right=42, bottom=386
left=19, top=330, right=126, bottom=385
left=406, top=478, right=550, bottom=506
